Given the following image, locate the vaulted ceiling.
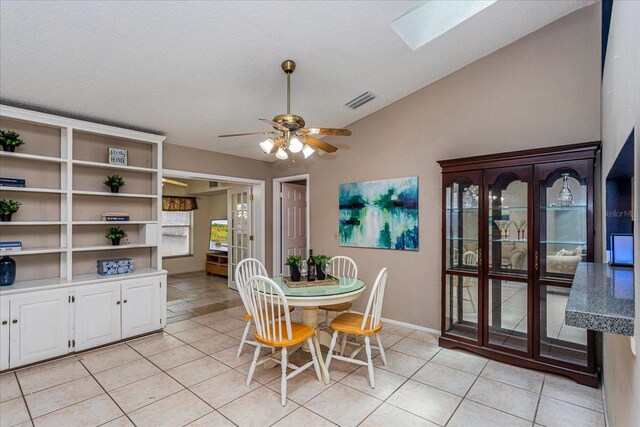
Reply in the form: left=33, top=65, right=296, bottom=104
left=0, top=1, right=595, bottom=161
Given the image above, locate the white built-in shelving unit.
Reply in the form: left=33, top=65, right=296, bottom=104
left=0, top=105, right=165, bottom=284
left=0, top=105, right=168, bottom=370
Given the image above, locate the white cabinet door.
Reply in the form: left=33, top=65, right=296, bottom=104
left=121, top=277, right=161, bottom=339
left=9, top=290, right=69, bottom=368
left=75, top=283, right=121, bottom=351
left=0, top=298, right=9, bottom=371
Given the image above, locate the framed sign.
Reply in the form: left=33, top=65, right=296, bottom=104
left=108, top=147, right=128, bottom=166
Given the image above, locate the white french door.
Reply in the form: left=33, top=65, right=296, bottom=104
left=228, top=185, right=253, bottom=290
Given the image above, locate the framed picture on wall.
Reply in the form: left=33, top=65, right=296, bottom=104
left=339, top=176, right=418, bottom=250
left=108, top=147, right=128, bottom=166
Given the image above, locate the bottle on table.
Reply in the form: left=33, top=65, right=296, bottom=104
left=307, top=249, right=316, bottom=281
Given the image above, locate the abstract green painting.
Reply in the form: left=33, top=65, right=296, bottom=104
left=339, top=176, right=418, bottom=250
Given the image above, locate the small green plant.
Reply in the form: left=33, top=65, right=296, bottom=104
left=0, top=199, right=21, bottom=215
left=313, top=254, right=330, bottom=266
left=0, top=130, right=25, bottom=148
left=105, top=226, right=127, bottom=240
left=104, top=174, right=125, bottom=189
left=285, top=254, right=302, bottom=267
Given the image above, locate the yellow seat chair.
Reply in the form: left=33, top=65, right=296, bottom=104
left=244, top=275, right=322, bottom=406
left=325, top=267, right=388, bottom=388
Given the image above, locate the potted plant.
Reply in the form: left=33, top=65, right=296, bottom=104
left=105, top=226, right=127, bottom=246
left=0, top=199, right=21, bottom=222
left=285, top=255, right=303, bottom=282
left=313, top=254, right=330, bottom=280
left=0, top=130, right=25, bottom=152
left=104, top=174, right=125, bottom=193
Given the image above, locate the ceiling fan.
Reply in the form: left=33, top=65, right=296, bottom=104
left=162, top=178, right=188, bottom=187
left=219, top=60, right=352, bottom=160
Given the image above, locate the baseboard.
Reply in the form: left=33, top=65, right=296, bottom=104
left=350, top=310, right=440, bottom=336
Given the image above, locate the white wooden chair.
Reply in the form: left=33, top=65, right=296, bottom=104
left=319, top=256, right=358, bottom=324
left=234, top=258, right=268, bottom=357
left=325, top=267, right=388, bottom=388
left=461, top=251, right=477, bottom=312
left=244, top=275, right=322, bottom=406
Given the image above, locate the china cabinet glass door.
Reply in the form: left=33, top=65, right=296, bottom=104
left=443, top=172, right=482, bottom=343
left=484, top=166, right=532, bottom=355
left=535, top=161, right=593, bottom=368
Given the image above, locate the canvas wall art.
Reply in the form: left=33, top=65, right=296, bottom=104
left=339, top=176, right=418, bottom=250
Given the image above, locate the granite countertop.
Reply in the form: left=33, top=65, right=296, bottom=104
left=565, top=263, right=635, bottom=336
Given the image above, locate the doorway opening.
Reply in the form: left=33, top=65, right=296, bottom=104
left=273, top=174, right=310, bottom=276
left=161, top=169, right=265, bottom=324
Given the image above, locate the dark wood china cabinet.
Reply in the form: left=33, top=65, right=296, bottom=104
left=438, top=142, right=600, bottom=387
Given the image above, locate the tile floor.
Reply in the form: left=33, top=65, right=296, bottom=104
left=0, top=272, right=606, bottom=426
left=166, top=271, right=244, bottom=323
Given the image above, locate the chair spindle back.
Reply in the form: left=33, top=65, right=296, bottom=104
left=235, top=258, right=268, bottom=314
left=328, top=256, right=358, bottom=286
left=245, top=276, right=292, bottom=343
left=361, top=267, right=388, bottom=331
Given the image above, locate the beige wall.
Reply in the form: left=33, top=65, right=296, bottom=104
left=162, top=144, right=275, bottom=274
left=601, top=2, right=640, bottom=426
left=273, top=4, right=601, bottom=329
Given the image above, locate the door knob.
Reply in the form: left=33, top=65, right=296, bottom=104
left=116, top=301, right=121, bottom=305
left=1, top=321, right=7, bottom=325
left=12, top=319, right=17, bottom=324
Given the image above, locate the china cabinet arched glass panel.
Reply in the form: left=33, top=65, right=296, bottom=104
left=485, top=167, right=532, bottom=355
left=535, top=161, right=594, bottom=368
left=442, top=171, right=482, bottom=343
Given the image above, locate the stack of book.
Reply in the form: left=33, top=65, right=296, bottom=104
left=102, top=212, right=130, bottom=221
left=0, top=178, right=26, bottom=187
left=0, top=241, right=22, bottom=252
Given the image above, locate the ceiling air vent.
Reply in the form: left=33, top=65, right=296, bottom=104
left=346, top=92, right=375, bottom=109
left=209, top=181, right=219, bottom=188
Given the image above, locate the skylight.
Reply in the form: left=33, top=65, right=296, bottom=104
left=391, top=0, right=497, bottom=51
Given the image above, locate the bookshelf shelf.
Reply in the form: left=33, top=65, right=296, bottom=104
left=73, top=221, right=156, bottom=225
left=72, top=190, right=157, bottom=199
left=0, top=151, right=67, bottom=164
left=0, top=187, right=65, bottom=194
left=0, top=221, right=66, bottom=226
left=0, top=247, right=66, bottom=256
left=72, top=159, right=157, bottom=173
left=72, top=243, right=157, bottom=252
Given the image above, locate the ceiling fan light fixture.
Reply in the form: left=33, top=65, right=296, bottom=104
left=275, top=147, right=289, bottom=160
left=259, top=138, right=275, bottom=154
left=289, top=136, right=303, bottom=153
left=302, top=144, right=315, bottom=158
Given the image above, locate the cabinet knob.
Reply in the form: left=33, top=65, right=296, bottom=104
left=123, top=299, right=127, bottom=303
left=1, top=320, right=7, bottom=325
left=12, top=319, right=17, bottom=324
left=116, top=301, right=121, bottom=305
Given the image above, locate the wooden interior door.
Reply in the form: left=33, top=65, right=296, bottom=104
left=281, top=182, right=307, bottom=276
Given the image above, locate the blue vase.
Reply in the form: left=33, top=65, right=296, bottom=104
left=0, top=256, right=16, bottom=286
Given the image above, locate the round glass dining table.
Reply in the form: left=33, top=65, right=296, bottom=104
left=265, top=276, right=366, bottom=383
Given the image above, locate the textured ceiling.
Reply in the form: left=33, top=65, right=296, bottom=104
left=0, top=0, right=595, bottom=161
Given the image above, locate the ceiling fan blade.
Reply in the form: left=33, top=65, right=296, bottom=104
left=304, top=136, right=338, bottom=153
left=270, top=138, right=283, bottom=154
left=259, top=118, right=289, bottom=132
left=162, top=178, right=188, bottom=187
left=301, top=127, right=352, bottom=137
left=218, top=131, right=278, bottom=138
